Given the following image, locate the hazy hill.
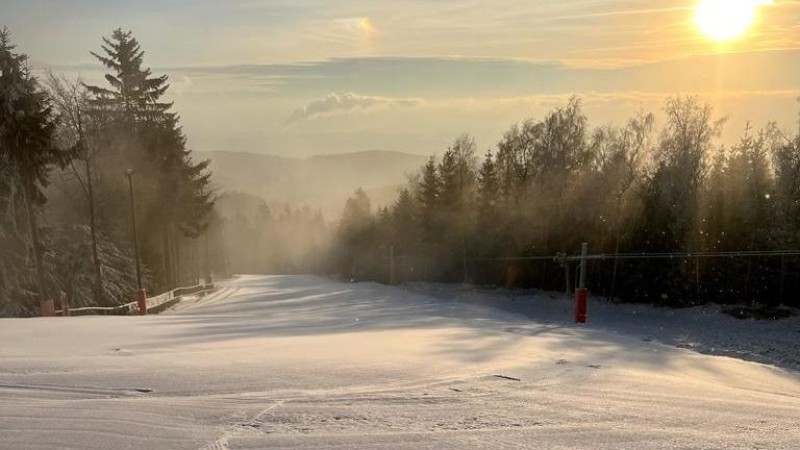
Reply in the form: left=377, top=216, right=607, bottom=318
left=198, top=150, right=426, bottom=218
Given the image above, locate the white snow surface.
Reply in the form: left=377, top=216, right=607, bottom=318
left=1, top=275, right=798, bottom=449
left=404, top=283, right=800, bottom=373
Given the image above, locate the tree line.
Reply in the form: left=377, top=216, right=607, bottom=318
left=5, top=23, right=799, bottom=315
left=332, top=97, right=800, bottom=309
left=213, top=191, right=328, bottom=276
left=1, top=28, right=214, bottom=316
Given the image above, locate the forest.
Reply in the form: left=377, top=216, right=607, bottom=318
left=3, top=26, right=800, bottom=317
left=0, top=28, right=215, bottom=316
left=330, top=97, right=800, bottom=310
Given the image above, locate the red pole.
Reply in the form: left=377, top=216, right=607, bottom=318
left=136, top=288, right=147, bottom=315
left=505, top=264, right=520, bottom=288
left=40, top=299, right=55, bottom=317
left=575, top=288, right=588, bottom=323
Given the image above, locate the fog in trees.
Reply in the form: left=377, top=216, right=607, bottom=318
left=1, top=28, right=214, bottom=316
left=330, top=96, right=800, bottom=310
left=3, top=25, right=800, bottom=318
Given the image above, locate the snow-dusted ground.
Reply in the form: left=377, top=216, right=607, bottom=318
left=1, top=275, right=798, bottom=449
left=405, top=283, right=800, bottom=373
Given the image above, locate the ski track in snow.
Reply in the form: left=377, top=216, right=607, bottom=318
left=1, top=274, right=798, bottom=449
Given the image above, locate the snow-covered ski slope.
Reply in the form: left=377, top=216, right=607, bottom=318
left=1, top=275, right=798, bottom=449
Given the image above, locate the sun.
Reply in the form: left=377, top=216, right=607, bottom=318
left=695, top=0, right=773, bottom=42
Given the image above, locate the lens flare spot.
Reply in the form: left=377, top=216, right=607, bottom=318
left=358, top=17, right=376, bottom=35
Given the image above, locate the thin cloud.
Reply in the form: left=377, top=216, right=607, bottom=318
left=285, top=92, right=423, bottom=126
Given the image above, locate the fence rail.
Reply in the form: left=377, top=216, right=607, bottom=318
left=56, top=283, right=215, bottom=316
left=571, top=250, right=800, bottom=261
left=458, top=246, right=800, bottom=307
left=469, top=249, right=800, bottom=263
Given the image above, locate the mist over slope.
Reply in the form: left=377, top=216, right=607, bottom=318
left=199, top=150, right=426, bottom=217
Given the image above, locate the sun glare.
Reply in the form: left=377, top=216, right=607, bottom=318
left=695, top=0, right=773, bottom=42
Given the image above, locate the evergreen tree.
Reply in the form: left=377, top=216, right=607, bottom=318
left=438, top=134, right=477, bottom=213
left=337, top=188, right=374, bottom=280
left=415, top=156, right=440, bottom=246
left=772, top=119, right=800, bottom=248
left=85, top=29, right=214, bottom=290
left=476, top=151, right=500, bottom=248
left=391, top=187, right=418, bottom=254
left=437, top=135, right=477, bottom=280
left=0, top=28, right=68, bottom=312
left=85, top=29, right=170, bottom=124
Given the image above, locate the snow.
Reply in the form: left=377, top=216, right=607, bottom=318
left=1, top=275, right=798, bottom=449
left=404, top=283, right=800, bottom=372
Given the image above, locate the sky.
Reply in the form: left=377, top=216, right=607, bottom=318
left=4, top=0, right=800, bottom=156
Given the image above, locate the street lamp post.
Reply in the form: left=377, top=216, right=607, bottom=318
left=126, top=169, right=147, bottom=315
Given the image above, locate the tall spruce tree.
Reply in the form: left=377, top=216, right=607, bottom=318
left=85, top=29, right=170, bottom=124
left=85, top=29, right=214, bottom=290
left=416, top=156, right=440, bottom=246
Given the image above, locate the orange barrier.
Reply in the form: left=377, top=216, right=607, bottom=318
left=40, top=299, right=55, bottom=317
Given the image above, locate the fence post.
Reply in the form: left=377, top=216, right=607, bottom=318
left=564, top=259, right=570, bottom=299
left=575, top=242, right=589, bottom=323
left=556, top=252, right=569, bottom=299
left=59, top=291, right=70, bottom=317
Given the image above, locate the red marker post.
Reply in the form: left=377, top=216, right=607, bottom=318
left=136, top=289, right=147, bottom=315
left=575, top=287, right=588, bottom=323
left=40, top=299, right=55, bottom=317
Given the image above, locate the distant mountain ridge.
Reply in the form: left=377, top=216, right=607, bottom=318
left=197, top=149, right=427, bottom=218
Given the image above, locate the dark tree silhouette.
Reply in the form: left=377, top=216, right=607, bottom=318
left=0, top=28, right=69, bottom=311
